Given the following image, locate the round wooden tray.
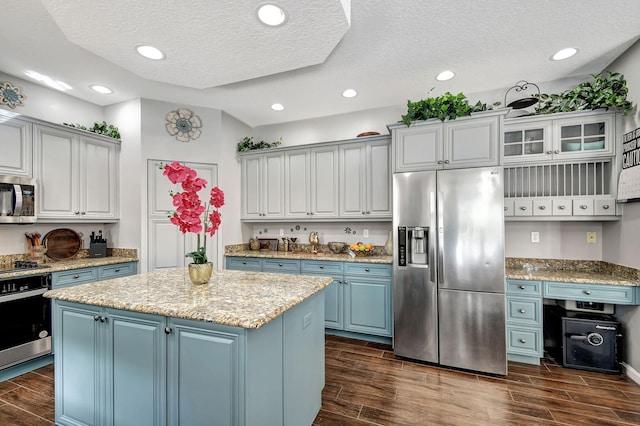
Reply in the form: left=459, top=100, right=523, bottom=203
left=43, top=228, right=82, bottom=260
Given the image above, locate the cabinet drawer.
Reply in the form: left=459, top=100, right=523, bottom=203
left=507, top=326, right=542, bottom=356
left=343, top=263, right=391, bottom=278
left=97, top=262, right=137, bottom=280
left=262, top=259, right=300, bottom=274
left=572, top=198, right=594, bottom=216
left=513, top=199, right=533, bottom=216
left=52, top=267, right=98, bottom=288
left=503, top=199, right=514, bottom=217
left=225, top=257, right=262, bottom=271
left=544, top=282, right=635, bottom=305
left=532, top=199, right=551, bottom=216
left=595, top=198, right=616, bottom=215
left=552, top=199, right=572, bottom=216
left=301, top=260, right=343, bottom=275
left=506, top=280, right=542, bottom=296
left=507, top=297, right=542, bottom=326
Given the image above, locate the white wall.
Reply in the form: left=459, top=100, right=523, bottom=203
left=505, top=222, right=603, bottom=259
left=601, top=39, right=640, bottom=374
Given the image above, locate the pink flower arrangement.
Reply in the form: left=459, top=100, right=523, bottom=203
left=163, top=162, right=224, bottom=264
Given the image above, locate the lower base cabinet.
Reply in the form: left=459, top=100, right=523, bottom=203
left=53, top=293, right=324, bottom=426
left=506, top=279, right=543, bottom=365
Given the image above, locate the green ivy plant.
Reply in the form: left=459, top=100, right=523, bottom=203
left=401, top=91, right=498, bottom=126
left=534, top=72, right=634, bottom=116
left=237, top=136, right=282, bottom=152
left=62, top=121, right=121, bottom=139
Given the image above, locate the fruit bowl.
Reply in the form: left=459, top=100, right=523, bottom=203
left=327, top=241, right=347, bottom=253
left=349, top=242, right=373, bottom=256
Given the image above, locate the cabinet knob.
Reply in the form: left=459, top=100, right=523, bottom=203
left=100, top=316, right=107, bottom=323
left=81, top=212, right=86, bottom=215
left=538, top=205, right=546, bottom=210
left=74, top=274, right=80, bottom=279
left=278, top=263, right=283, bottom=267
left=584, top=290, right=591, bottom=295
left=546, top=150, right=552, bottom=154
left=603, top=205, right=610, bottom=210
left=366, top=211, right=371, bottom=214
left=338, top=280, right=342, bottom=284
left=580, top=205, right=588, bottom=209
left=558, top=205, right=566, bottom=210
left=115, top=268, right=120, bottom=272
left=519, top=206, right=527, bottom=211
left=74, top=211, right=80, bottom=215
left=504, top=206, right=508, bottom=211
left=444, top=160, right=450, bottom=164
left=164, top=327, right=172, bottom=335
left=519, top=285, right=526, bottom=290
left=344, top=280, right=348, bottom=284
left=519, top=338, right=527, bottom=344
left=519, top=309, right=526, bottom=314
left=310, top=212, right=314, bottom=216
left=94, top=315, right=100, bottom=322
left=554, top=150, right=560, bottom=154
left=319, top=265, right=324, bottom=269
left=361, top=211, right=366, bottom=215
left=306, top=212, right=310, bottom=215
left=242, top=261, right=247, bottom=265
left=437, top=160, right=443, bottom=165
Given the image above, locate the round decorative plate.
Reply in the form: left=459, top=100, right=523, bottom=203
left=43, top=228, right=82, bottom=260
left=357, top=131, right=381, bottom=137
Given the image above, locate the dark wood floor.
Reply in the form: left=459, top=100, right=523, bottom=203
left=2, top=337, right=640, bottom=425
left=315, top=335, right=640, bottom=425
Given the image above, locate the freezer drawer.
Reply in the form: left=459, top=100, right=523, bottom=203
left=438, top=289, right=506, bottom=375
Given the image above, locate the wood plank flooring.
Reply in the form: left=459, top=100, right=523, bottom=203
left=315, top=335, right=640, bottom=425
left=2, top=337, right=639, bottom=425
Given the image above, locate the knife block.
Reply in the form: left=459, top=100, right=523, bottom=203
left=90, top=242, right=107, bottom=258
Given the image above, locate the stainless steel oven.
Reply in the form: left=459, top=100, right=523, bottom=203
left=0, top=273, right=51, bottom=370
left=0, top=175, right=37, bottom=224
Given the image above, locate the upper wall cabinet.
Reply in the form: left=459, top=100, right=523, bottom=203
left=504, top=110, right=616, bottom=164
left=284, top=145, right=339, bottom=219
left=388, top=110, right=507, bottom=172
left=339, top=137, right=391, bottom=219
left=34, top=124, right=119, bottom=222
left=241, top=151, right=285, bottom=219
left=0, top=110, right=32, bottom=177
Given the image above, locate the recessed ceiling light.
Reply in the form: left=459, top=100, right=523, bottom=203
left=24, top=70, right=72, bottom=92
left=90, top=85, right=113, bottom=94
left=271, top=103, right=285, bottom=111
left=342, top=89, right=357, bottom=98
left=136, top=45, right=165, bottom=60
left=551, top=47, right=578, bottom=61
left=257, top=4, right=287, bottom=26
left=436, top=70, right=455, bottom=81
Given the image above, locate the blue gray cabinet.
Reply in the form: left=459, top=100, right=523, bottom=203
left=54, top=301, right=166, bottom=426
left=227, top=256, right=392, bottom=339
left=51, top=261, right=138, bottom=289
left=506, top=279, right=543, bottom=365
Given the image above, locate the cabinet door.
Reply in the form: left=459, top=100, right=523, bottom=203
left=553, top=113, right=615, bottom=159
left=444, top=114, right=501, bottom=168
left=54, top=302, right=103, bottom=426
left=0, top=115, right=32, bottom=177
left=81, top=136, right=118, bottom=220
left=339, top=143, right=366, bottom=218
left=503, top=120, right=552, bottom=163
left=262, top=152, right=285, bottom=218
left=323, top=278, right=344, bottom=329
left=366, top=139, right=392, bottom=218
left=241, top=155, right=261, bottom=219
left=167, top=319, right=241, bottom=426
left=392, top=123, right=443, bottom=172
left=310, top=145, right=339, bottom=218
left=344, top=277, right=392, bottom=336
left=107, top=309, right=166, bottom=426
left=35, top=125, right=79, bottom=218
left=284, top=149, right=310, bottom=218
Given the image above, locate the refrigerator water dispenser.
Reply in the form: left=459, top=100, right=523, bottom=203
left=397, top=226, right=428, bottom=266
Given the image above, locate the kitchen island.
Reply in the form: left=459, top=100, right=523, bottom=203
left=44, top=267, right=333, bottom=426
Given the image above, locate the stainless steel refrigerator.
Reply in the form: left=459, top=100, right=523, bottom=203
left=392, top=167, right=506, bottom=375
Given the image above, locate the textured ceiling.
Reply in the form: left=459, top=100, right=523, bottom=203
left=0, top=1, right=639, bottom=127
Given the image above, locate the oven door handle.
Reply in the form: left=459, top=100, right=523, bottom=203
left=0, top=287, right=48, bottom=303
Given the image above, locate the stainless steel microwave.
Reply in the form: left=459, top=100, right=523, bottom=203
left=0, top=176, right=37, bottom=224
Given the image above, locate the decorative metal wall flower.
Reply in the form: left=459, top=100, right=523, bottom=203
left=165, top=108, right=202, bottom=142
left=0, top=81, right=27, bottom=109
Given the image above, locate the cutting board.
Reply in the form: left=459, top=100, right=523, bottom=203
left=44, top=228, right=82, bottom=260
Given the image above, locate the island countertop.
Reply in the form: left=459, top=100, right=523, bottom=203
left=44, top=267, right=333, bottom=329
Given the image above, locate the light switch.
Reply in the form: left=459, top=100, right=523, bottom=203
left=363, top=229, right=369, bottom=238
left=530, top=231, right=539, bottom=243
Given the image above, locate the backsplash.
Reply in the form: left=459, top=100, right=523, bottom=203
left=0, top=248, right=138, bottom=270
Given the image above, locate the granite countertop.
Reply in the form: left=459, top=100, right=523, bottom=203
left=226, top=249, right=392, bottom=264
left=0, top=256, right=138, bottom=279
left=44, top=268, right=333, bottom=329
left=506, top=258, right=640, bottom=287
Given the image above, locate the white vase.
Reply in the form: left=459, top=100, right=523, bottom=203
left=384, top=230, right=393, bottom=255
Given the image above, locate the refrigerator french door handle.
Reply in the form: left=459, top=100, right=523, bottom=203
left=437, top=191, right=444, bottom=285
left=429, top=191, right=436, bottom=283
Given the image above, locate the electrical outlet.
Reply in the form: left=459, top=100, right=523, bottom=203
left=530, top=231, right=540, bottom=243
left=279, top=229, right=284, bottom=237
left=363, top=229, right=369, bottom=238
left=587, top=231, right=597, bottom=244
